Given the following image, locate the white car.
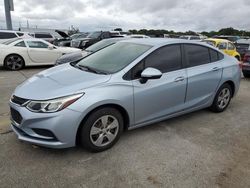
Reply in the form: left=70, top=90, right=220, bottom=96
left=0, top=30, right=32, bottom=43
left=0, top=38, right=81, bottom=70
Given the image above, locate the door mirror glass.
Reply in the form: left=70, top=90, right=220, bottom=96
left=140, top=67, right=162, bottom=83
left=48, top=45, right=54, bottom=50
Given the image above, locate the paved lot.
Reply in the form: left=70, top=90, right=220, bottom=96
left=0, top=66, right=250, bottom=188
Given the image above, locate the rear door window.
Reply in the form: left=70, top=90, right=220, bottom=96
left=185, top=44, right=210, bottom=67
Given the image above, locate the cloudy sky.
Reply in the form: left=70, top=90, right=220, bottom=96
left=0, top=0, right=249, bottom=32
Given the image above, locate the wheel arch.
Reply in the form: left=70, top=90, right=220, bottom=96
left=75, top=103, right=130, bottom=145
left=223, top=80, right=235, bottom=97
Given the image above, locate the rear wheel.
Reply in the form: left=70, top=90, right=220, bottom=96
left=80, top=107, right=123, bottom=152
left=4, top=54, right=25, bottom=71
left=210, top=83, right=232, bottom=113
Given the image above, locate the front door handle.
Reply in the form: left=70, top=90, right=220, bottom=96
left=212, top=67, right=220, bottom=71
left=174, top=77, right=185, bottom=82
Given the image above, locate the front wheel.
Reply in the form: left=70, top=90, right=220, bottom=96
left=210, top=83, right=232, bottom=113
left=4, top=54, right=25, bottom=71
left=80, top=107, right=123, bottom=152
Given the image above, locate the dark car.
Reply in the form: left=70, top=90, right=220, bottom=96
left=53, top=31, right=89, bottom=47
left=242, top=51, right=250, bottom=78
left=70, top=31, right=123, bottom=49
left=235, top=39, right=250, bottom=59
left=55, top=38, right=127, bottom=65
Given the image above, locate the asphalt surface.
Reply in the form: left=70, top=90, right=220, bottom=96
left=0, top=66, right=250, bottom=188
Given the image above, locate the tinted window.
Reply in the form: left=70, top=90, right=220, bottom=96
left=0, top=32, right=17, bottom=39
left=35, top=33, right=53, bottom=38
left=185, top=44, right=210, bottom=67
left=145, top=45, right=182, bottom=73
left=218, top=52, right=224, bottom=60
left=15, top=41, right=26, bottom=47
left=27, top=41, right=49, bottom=48
left=209, top=49, right=219, bottom=62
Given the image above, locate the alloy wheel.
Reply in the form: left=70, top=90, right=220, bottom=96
left=217, top=88, right=231, bottom=109
left=90, top=115, right=119, bottom=147
left=5, top=55, right=24, bottom=70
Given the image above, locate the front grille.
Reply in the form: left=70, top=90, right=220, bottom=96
left=10, top=108, right=23, bottom=124
left=11, top=95, right=29, bottom=106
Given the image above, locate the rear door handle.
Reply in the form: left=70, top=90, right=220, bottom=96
left=174, top=77, right=185, bottom=82
left=212, top=67, right=220, bottom=71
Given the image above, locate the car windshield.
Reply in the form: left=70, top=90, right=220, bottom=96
left=76, top=42, right=152, bottom=74
left=85, top=39, right=123, bottom=52
left=2, top=38, right=21, bottom=45
left=87, top=32, right=102, bottom=39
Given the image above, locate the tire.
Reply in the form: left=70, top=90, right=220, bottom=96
left=243, top=72, right=250, bottom=78
left=4, top=54, right=25, bottom=71
left=80, top=107, right=123, bottom=152
left=210, top=83, right=232, bottom=113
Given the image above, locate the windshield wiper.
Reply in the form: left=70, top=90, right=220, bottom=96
left=77, top=64, right=108, bottom=75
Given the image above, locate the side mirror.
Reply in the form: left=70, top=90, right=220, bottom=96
left=140, top=67, right=162, bottom=84
left=48, top=45, right=54, bottom=50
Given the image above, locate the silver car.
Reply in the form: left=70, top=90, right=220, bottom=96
left=10, top=39, right=241, bottom=152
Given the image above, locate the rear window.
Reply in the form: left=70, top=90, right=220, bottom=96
left=35, top=33, right=53, bottom=38
left=0, top=32, right=17, bottom=39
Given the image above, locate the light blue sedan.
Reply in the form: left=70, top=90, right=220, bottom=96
left=10, top=38, right=241, bottom=152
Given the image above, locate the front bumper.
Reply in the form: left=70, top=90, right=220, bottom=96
left=10, top=101, right=82, bottom=149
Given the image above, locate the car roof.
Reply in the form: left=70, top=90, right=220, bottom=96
left=205, top=38, right=231, bottom=43
left=119, top=38, right=208, bottom=47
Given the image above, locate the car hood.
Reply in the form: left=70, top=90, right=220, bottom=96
left=57, top=46, right=81, bottom=54
left=14, top=64, right=111, bottom=100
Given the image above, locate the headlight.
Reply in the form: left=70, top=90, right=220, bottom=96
left=26, top=93, right=84, bottom=113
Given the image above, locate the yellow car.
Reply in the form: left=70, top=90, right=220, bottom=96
left=204, top=38, right=241, bottom=61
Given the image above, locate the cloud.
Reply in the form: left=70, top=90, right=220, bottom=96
left=0, top=0, right=249, bottom=32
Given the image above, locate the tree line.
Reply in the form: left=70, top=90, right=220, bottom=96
left=126, top=27, right=250, bottom=37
